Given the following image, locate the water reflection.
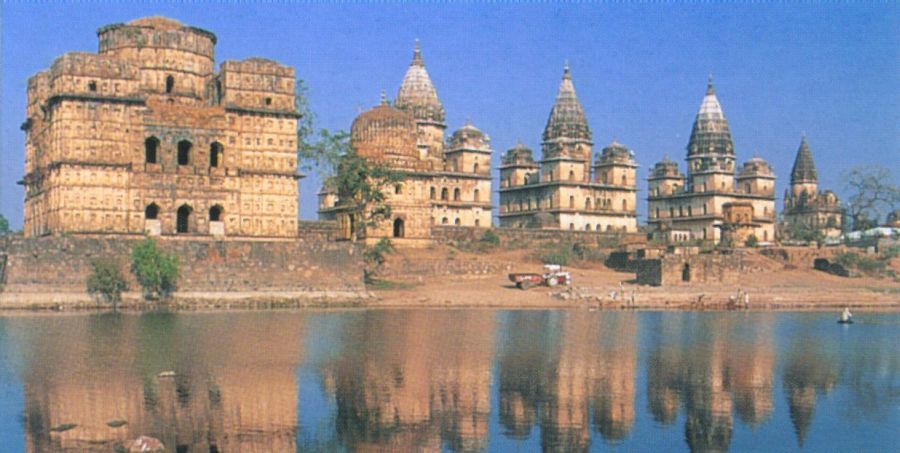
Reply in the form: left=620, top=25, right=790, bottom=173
left=2, top=310, right=897, bottom=452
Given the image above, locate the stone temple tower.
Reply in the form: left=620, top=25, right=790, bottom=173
left=789, top=136, right=818, bottom=199
left=686, top=76, right=736, bottom=193
left=394, top=40, right=446, bottom=164
left=541, top=64, right=593, bottom=183
left=783, top=136, right=842, bottom=238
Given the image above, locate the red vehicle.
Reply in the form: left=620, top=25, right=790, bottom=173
left=509, top=264, right=572, bottom=290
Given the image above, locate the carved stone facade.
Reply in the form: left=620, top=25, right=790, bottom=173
left=498, top=66, right=638, bottom=232
left=20, top=17, right=300, bottom=239
left=782, top=136, right=842, bottom=238
left=647, top=78, right=776, bottom=244
left=318, top=43, right=492, bottom=243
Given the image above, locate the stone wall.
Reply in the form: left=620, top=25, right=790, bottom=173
left=0, top=233, right=365, bottom=306
left=431, top=225, right=646, bottom=248
left=635, top=252, right=761, bottom=286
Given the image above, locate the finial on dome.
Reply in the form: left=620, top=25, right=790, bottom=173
left=465, top=116, right=471, bottom=126
left=380, top=89, right=388, bottom=105
left=412, top=39, right=423, bottom=66
left=707, top=73, right=715, bottom=95
left=563, top=60, right=571, bottom=79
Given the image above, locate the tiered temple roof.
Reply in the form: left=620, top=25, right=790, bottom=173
left=687, top=76, right=734, bottom=157
left=395, top=40, right=445, bottom=125
left=542, top=64, right=592, bottom=144
left=790, top=136, right=818, bottom=184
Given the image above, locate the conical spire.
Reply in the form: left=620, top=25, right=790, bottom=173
left=790, top=135, right=818, bottom=184
left=395, top=40, right=445, bottom=124
left=687, top=75, right=734, bottom=156
left=543, top=63, right=591, bottom=143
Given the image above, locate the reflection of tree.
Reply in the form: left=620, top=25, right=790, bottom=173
left=783, top=337, right=838, bottom=447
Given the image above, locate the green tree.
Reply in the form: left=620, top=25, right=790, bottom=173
left=86, top=258, right=129, bottom=309
left=333, top=148, right=403, bottom=241
left=130, top=238, right=179, bottom=300
left=787, top=222, right=826, bottom=247
left=745, top=234, right=759, bottom=247
left=0, top=213, right=9, bottom=236
left=844, top=166, right=899, bottom=231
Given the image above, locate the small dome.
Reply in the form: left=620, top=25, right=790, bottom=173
left=350, top=102, right=419, bottom=168
left=449, top=120, right=489, bottom=151
left=738, top=157, right=774, bottom=178
left=650, top=156, right=683, bottom=179
left=598, top=139, right=635, bottom=163
left=502, top=142, right=537, bottom=167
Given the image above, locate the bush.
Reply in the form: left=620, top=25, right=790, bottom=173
left=130, top=238, right=179, bottom=300
left=745, top=235, right=759, bottom=247
left=86, top=258, right=128, bottom=308
left=480, top=230, right=501, bottom=246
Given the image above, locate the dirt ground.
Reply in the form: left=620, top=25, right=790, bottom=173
left=371, top=246, right=900, bottom=311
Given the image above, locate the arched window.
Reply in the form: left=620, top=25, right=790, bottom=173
left=453, top=188, right=461, bottom=201
left=394, top=184, right=403, bottom=195
left=209, top=142, right=223, bottom=168
left=670, top=207, right=675, bottom=218
left=442, top=217, right=449, bottom=225
left=655, top=208, right=660, bottom=219
left=473, top=163, right=479, bottom=173
left=621, top=174, right=627, bottom=184
left=177, top=140, right=192, bottom=165
left=596, top=224, right=602, bottom=231
left=166, top=75, right=175, bottom=94
left=585, top=224, right=591, bottom=231
left=569, top=196, right=575, bottom=209
left=209, top=205, right=223, bottom=222
left=622, top=199, right=628, bottom=211
left=145, top=203, right=159, bottom=220
left=475, top=219, right=480, bottom=227
left=687, top=206, right=692, bottom=216
left=454, top=218, right=461, bottom=226
left=585, top=197, right=592, bottom=210
left=569, top=223, right=575, bottom=230
left=88, top=81, right=97, bottom=92
left=703, top=204, right=708, bottom=215
left=176, top=204, right=192, bottom=233
left=393, top=218, right=405, bottom=238
left=569, top=170, right=575, bottom=181
left=145, top=137, right=160, bottom=164
left=606, top=198, right=612, bottom=208
left=441, top=188, right=449, bottom=201
left=265, top=97, right=272, bottom=106
left=430, top=187, right=436, bottom=200
left=474, top=189, right=480, bottom=202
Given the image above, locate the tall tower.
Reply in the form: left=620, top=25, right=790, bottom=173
left=789, top=136, right=818, bottom=199
left=395, top=40, right=446, bottom=163
left=541, top=64, right=593, bottom=183
left=686, top=76, right=735, bottom=193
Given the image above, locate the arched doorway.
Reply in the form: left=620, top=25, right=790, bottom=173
left=176, top=205, right=192, bottom=233
left=166, top=75, right=175, bottom=94
left=682, top=263, right=691, bottom=282
left=145, top=137, right=160, bottom=164
left=177, top=140, right=192, bottom=165
left=393, top=218, right=405, bottom=238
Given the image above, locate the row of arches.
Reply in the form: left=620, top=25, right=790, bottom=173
left=145, top=203, right=223, bottom=234
left=429, top=187, right=481, bottom=203
left=145, top=137, right=224, bottom=168
left=569, top=223, right=627, bottom=232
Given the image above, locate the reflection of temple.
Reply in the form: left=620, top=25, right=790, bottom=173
left=497, top=312, right=638, bottom=452
left=783, top=337, right=838, bottom=447
left=18, top=313, right=305, bottom=452
left=327, top=311, right=495, bottom=452
left=646, top=314, right=776, bottom=453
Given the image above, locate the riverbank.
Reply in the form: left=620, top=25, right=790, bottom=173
left=1, top=242, right=897, bottom=312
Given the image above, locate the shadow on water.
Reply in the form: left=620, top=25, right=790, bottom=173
left=1, top=310, right=897, bottom=452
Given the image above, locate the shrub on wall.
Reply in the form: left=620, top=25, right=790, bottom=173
left=86, top=257, right=128, bottom=308
left=130, top=238, right=179, bottom=300
left=745, top=235, right=759, bottom=247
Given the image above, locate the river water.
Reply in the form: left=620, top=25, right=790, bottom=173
left=0, top=310, right=897, bottom=452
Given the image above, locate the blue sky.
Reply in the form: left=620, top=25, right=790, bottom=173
left=1, top=2, right=897, bottom=227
